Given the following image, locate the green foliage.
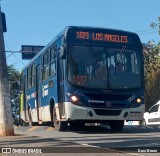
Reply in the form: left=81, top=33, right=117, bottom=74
left=7, top=64, right=20, bottom=126
left=144, top=42, right=160, bottom=111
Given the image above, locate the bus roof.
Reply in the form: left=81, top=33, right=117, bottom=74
left=22, top=26, right=142, bottom=71
left=67, top=26, right=138, bottom=35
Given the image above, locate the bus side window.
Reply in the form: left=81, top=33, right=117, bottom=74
left=50, top=45, right=56, bottom=77
left=27, top=66, right=32, bottom=89
left=42, top=50, right=50, bottom=81
left=31, top=64, right=35, bottom=87
left=27, top=63, right=35, bottom=89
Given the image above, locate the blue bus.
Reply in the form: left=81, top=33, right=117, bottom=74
left=20, top=26, right=144, bottom=131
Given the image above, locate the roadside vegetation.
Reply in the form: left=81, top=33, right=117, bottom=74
left=7, top=64, right=21, bottom=126
left=144, top=41, right=160, bottom=111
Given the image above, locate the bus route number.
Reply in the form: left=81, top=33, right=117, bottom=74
left=76, top=31, right=89, bottom=40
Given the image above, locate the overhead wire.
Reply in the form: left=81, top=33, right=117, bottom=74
left=5, top=41, right=25, bottom=65
left=136, top=28, right=155, bottom=33
left=136, top=27, right=159, bottom=35
left=138, top=31, right=158, bottom=35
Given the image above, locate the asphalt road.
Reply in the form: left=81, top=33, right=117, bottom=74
left=1, top=125, right=160, bottom=155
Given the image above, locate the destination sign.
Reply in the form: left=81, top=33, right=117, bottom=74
left=76, top=31, right=128, bottom=43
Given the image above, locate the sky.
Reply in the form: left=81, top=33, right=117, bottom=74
left=1, top=0, right=160, bottom=71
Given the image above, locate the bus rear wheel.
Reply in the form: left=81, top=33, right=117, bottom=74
left=53, top=106, right=67, bottom=131
left=109, top=120, right=124, bottom=132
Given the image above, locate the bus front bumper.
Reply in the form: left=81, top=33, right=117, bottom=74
left=64, top=102, right=145, bottom=121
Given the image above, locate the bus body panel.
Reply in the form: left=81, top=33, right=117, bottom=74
left=20, top=26, right=144, bottom=128
left=64, top=102, right=144, bottom=121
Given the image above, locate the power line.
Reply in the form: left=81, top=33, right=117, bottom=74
left=138, top=31, right=159, bottom=35
left=136, top=28, right=158, bottom=33
left=5, top=50, right=38, bottom=53
left=11, top=53, right=25, bottom=65
left=5, top=41, right=25, bottom=65
left=7, top=53, right=13, bottom=58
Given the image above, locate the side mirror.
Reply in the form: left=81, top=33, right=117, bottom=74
left=148, top=109, right=152, bottom=114
left=60, top=45, right=66, bottom=59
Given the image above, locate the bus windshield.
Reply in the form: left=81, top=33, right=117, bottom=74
left=67, top=45, right=142, bottom=89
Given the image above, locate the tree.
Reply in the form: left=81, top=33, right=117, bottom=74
left=144, top=41, right=160, bottom=110
left=7, top=65, right=21, bottom=126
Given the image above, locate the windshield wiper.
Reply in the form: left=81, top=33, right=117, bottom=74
left=117, top=45, right=126, bottom=63
left=115, top=45, right=126, bottom=75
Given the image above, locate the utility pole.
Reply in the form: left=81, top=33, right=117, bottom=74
left=0, top=7, right=14, bottom=135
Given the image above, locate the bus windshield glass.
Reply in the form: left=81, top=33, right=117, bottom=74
left=67, top=45, right=142, bottom=89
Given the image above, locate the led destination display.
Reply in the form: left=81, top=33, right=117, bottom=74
left=76, top=31, right=128, bottom=43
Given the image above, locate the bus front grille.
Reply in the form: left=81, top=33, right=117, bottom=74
left=94, top=109, right=121, bottom=116
left=90, top=103, right=126, bottom=108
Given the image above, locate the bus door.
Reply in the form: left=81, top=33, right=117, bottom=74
left=36, top=65, right=42, bottom=123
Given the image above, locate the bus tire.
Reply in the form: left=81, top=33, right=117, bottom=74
left=53, top=106, right=67, bottom=131
left=109, top=120, right=124, bottom=132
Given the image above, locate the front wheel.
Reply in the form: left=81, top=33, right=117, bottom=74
left=109, top=120, right=124, bottom=132
left=53, top=106, right=67, bottom=131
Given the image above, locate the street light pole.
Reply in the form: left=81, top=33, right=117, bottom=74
left=0, top=7, right=14, bottom=135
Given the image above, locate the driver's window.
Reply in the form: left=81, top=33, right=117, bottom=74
left=149, top=105, right=159, bottom=113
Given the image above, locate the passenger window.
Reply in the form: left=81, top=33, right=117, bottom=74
left=42, top=50, right=50, bottom=80
left=27, top=66, right=32, bottom=89
left=31, top=64, right=35, bottom=87
left=27, top=63, right=35, bottom=88
left=50, top=45, right=56, bottom=77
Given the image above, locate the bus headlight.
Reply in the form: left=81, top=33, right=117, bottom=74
left=136, top=98, right=141, bottom=103
left=69, top=95, right=86, bottom=106
left=70, top=95, right=79, bottom=102
left=66, top=92, right=87, bottom=106
left=129, top=97, right=143, bottom=108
